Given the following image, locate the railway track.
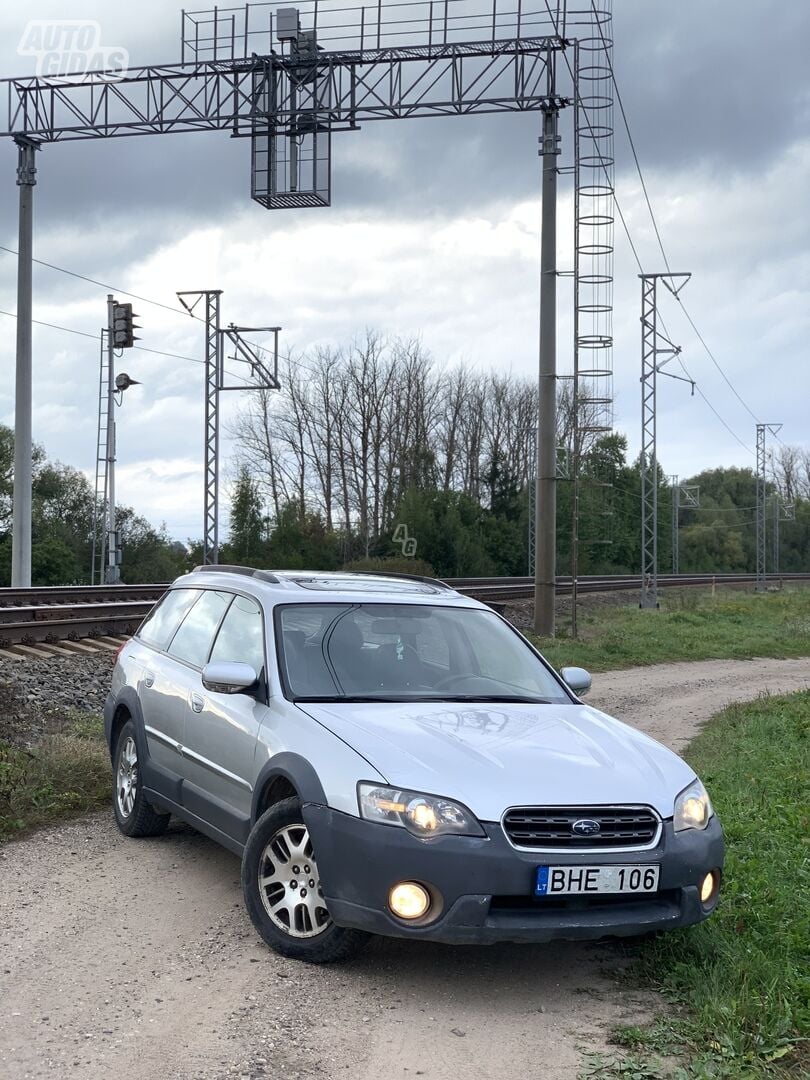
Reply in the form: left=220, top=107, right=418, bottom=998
left=0, top=573, right=807, bottom=650
left=450, top=572, right=810, bottom=602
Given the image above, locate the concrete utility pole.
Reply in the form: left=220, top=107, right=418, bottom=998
left=11, top=137, right=37, bottom=587
left=534, top=104, right=560, bottom=637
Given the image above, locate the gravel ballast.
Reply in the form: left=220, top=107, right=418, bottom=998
left=0, top=652, right=114, bottom=747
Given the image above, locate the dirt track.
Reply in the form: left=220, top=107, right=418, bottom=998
left=2, top=656, right=808, bottom=1080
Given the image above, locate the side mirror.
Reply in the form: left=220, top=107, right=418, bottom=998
left=201, top=661, right=258, bottom=695
left=561, top=666, right=592, bottom=697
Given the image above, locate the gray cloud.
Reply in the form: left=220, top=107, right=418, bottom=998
left=2, top=0, right=807, bottom=235
left=614, top=0, right=810, bottom=174
left=0, top=0, right=807, bottom=539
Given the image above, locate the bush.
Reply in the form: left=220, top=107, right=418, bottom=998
left=0, top=711, right=109, bottom=841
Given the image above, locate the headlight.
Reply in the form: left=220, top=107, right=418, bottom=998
left=673, top=778, right=713, bottom=832
left=358, top=783, right=485, bottom=838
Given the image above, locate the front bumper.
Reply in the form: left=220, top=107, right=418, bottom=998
left=303, top=805, right=724, bottom=945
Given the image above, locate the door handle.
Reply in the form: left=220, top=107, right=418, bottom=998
left=144, top=671, right=155, bottom=688
left=190, top=692, right=204, bottom=713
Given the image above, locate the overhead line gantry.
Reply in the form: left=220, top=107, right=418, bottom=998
left=3, top=1, right=610, bottom=638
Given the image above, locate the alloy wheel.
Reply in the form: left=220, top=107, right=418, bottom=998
left=116, top=735, right=138, bottom=819
left=258, top=824, right=331, bottom=938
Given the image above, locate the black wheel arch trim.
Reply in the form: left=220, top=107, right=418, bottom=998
left=105, top=686, right=148, bottom=763
left=251, top=753, right=328, bottom=824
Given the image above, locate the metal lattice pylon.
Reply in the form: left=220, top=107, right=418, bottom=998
left=179, top=290, right=281, bottom=564
left=756, top=422, right=781, bottom=590
left=669, top=475, right=699, bottom=575
left=178, top=291, right=222, bottom=564
left=639, top=272, right=691, bottom=608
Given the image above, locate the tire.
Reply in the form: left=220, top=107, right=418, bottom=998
left=242, top=797, right=369, bottom=964
left=112, top=719, right=171, bottom=838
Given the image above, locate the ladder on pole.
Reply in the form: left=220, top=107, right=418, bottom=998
left=90, top=330, right=110, bottom=585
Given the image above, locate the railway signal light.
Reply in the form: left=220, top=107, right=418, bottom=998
left=112, top=302, right=140, bottom=349
left=115, top=372, right=140, bottom=392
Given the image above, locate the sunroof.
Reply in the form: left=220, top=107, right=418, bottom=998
left=290, top=575, right=441, bottom=595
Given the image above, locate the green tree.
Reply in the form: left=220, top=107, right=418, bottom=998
left=225, top=468, right=266, bottom=563
left=116, top=506, right=190, bottom=583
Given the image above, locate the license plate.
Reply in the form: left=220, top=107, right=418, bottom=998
left=535, top=864, right=660, bottom=896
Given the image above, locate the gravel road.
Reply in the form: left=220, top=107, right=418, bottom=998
left=2, top=656, right=808, bottom=1080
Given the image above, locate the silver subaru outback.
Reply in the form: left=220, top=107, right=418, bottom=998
left=104, top=566, right=724, bottom=964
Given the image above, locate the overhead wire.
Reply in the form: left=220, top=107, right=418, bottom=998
left=0, top=306, right=253, bottom=386
left=0, top=243, right=203, bottom=323
left=0, top=9, right=767, bottom=462
left=0, top=243, right=279, bottom=368
left=541, top=0, right=757, bottom=456
left=586, top=0, right=765, bottom=433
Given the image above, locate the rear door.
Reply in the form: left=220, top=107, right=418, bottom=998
left=179, top=593, right=267, bottom=841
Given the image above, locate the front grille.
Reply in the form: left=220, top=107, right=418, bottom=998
left=502, top=806, right=660, bottom=850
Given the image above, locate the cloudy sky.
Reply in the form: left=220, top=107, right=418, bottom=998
left=0, top=0, right=808, bottom=541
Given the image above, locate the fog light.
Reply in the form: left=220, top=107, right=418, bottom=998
left=700, top=871, right=718, bottom=904
left=389, top=881, right=430, bottom=920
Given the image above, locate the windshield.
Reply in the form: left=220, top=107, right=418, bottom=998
left=275, top=603, right=570, bottom=703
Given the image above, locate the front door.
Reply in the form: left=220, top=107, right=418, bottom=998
left=128, top=587, right=201, bottom=783
left=179, top=594, right=268, bottom=843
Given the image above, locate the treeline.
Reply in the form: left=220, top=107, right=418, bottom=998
left=0, top=425, right=188, bottom=585
left=233, top=333, right=552, bottom=543
left=228, top=334, right=810, bottom=578
left=1, top=331, right=808, bottom=585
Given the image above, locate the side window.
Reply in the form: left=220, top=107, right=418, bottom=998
left=167, top=590, right=232, bottom=668
left=209, top=595, right=265, bottom=674
left=137, top=589, right=201, bottom=650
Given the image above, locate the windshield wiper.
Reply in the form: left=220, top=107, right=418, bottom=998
left=295, top=695, right=412, bottom=703
left=295, top=694, right=555, bottom=704
left=421, top=695, right=554, bottom=704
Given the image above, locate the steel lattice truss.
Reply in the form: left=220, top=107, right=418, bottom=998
left=4, top=41, right=560, bottom=138
left=2, top=1, right=566, bottom=210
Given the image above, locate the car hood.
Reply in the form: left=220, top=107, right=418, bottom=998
left=296, top=700, right=694, bottom=821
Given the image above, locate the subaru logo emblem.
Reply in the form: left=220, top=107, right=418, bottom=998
left=572, top=818, right=601, bottom=837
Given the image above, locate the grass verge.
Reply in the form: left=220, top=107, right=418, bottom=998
left=532, top=587, right=810, bottom=672
left=599, top=692, right=810, bottom=1079
left=0, top=698, right=110, bottom=842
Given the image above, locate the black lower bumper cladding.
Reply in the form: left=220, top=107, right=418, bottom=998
left=304, top=803, right=725, bottom=945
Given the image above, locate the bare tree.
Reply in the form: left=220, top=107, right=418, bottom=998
left=231, top=331, right=575, bottom=545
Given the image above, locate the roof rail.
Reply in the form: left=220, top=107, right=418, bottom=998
left=192, top=564, right=280, bottom=583
left=340, top=570, right=454, bottom=591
